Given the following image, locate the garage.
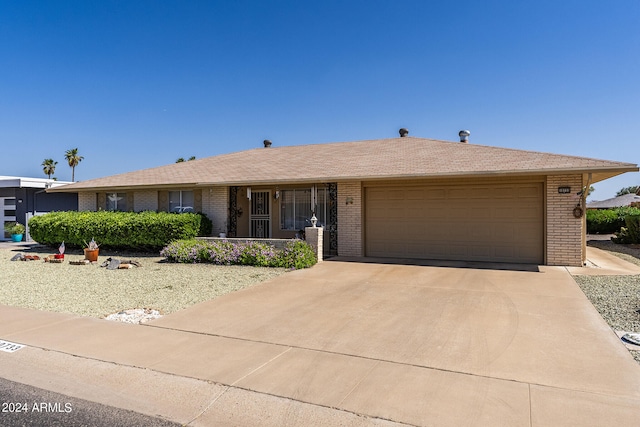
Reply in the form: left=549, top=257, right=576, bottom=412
left=365, top=181, right=544, bottom=264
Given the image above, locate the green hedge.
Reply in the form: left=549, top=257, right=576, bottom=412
left=28, top=211, right=212, bottom=251
left=586, top=207, right=640, bottom=234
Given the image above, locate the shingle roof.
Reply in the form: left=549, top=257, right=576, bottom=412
left=50, top=137, right=638, bottom=192
left=587, top=193, right=640, bottom=209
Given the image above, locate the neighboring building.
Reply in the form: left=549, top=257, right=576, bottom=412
left=0, top=176, right=77, bottom=241
left=587, top=190, right=640, bottom=209
left=48, top=133, right=638, bottom=266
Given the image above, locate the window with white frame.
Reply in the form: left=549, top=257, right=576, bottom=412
left=169, top=190, right=194, bottom=213
left=106, top=193, right=127, bottom=211
left=280, top=187, right=326, bottom=231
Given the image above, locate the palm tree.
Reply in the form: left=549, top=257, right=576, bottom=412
left=41, top=158, right=57, bottom=179
left=64, top=148, right=84, bottom=182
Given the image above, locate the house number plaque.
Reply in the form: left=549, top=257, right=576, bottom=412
left=558, top=186, right=571, bottom=194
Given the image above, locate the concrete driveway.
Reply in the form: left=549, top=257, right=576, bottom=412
left=1, top=258, right=640, bottom=426
left=148, top=260, right=640, bottom=426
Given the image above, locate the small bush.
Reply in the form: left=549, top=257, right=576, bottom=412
left=28, top=211, right=208, bottom=251
left=4, top=222, right=25, bottom=235
left=160, top=239, right=317, bottom=269
left=587, top=207, right=640, bottom=234
left=613, top=214, right=640, bottom=244
left=279, top=239, right=319, bottom=269
left=195, top=212, right=213, bottom=236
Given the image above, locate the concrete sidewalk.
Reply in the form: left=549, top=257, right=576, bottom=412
left=1, top=259, right=640, bottom=426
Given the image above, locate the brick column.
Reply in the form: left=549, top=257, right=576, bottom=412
left=305, top=226, right=323, bottom=263
left=201, top=186, right=229, bottom=236
left=337, top=181, right=363, bottom=257
left=546, top=175, right=585, bottom=266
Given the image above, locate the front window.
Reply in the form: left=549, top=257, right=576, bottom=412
left=169, top=191, right=194, bottom=213
left=280, top=187, right=326, bottom=230
left=106, top=193, right=127, bottom=211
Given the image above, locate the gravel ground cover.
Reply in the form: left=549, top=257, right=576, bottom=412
left=573, top=240, right=640, bottom=365
left=0, top=245, right=286, bottom=319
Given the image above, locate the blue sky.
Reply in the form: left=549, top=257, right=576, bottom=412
left=1, top=1, right=638, bottom=200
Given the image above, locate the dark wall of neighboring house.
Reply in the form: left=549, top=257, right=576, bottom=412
left=11, top=188, right=78, bottom=225
left=31, top=190, right=78, bottom=212
left=0, top=188, right=16, bottom=198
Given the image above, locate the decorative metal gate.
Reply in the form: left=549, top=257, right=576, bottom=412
left=327, top=183, right=338, bottom=255
left=228, top=187, right=239, bottom=237
left=250, top=191, right=271, bottom=238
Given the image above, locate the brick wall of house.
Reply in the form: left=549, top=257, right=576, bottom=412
left=78, top=192, right=96, bottom=211
left=202, top=186, right=228, bottom=236
left=133, top=190, right=158, bottom=212
left=546, top=174, right=585, bottom=266
left=337, top=181, right=363, bottom=256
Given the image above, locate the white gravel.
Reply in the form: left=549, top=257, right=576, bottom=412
left=574, top=240, right=640, bottom=364
left=0, top=246, right=286, bottom=320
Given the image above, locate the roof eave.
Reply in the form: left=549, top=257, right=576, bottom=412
left=47, top=182, right=202, bottom=193
left=197, top=166, right=640, bottom=186
left=47, top=166, right=638, bottom=192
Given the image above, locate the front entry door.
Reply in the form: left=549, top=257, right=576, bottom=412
left=250, top=191, right=271, bottom=238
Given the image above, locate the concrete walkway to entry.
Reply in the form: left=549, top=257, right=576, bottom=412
left=1, top=258, right=640, bottom=426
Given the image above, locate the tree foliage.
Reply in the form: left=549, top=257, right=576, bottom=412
left=41, top=158, right=57, bottom=179
left=616, top=186, right=639, bottom=197
left=64, top=148, right=84, bottom=181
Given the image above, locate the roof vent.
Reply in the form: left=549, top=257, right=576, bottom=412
left=458, top=130, right=470, bottom=143
left=263, top=140, right=272, bottom=148
left=399, top=128, right=409, bottom=137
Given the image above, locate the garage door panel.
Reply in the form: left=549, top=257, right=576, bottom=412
left=447, top=188, right=468, bottom=199
left=406, top=189, right=425, bottom=200
left=494, top=187, right=517, bottom=198
left=473, top=187, right=493, bottom=198
left=494, top=246, right=516, bottom=259
left=468, top=227, right=493, bottom=240
left=365, top=183, right=543, bottom=263
left=468, top=245, right=495, bottom=258
left=426, top=189, right=446, bottom=199
left=519, top=185, right=542, bottom=198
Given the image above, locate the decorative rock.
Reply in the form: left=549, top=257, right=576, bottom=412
left=104, top=308, right=162, bottom=324
left=100, top=258, right=142, bottom=270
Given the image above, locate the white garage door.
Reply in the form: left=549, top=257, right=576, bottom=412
left=365, top=182, right=544, bottom=264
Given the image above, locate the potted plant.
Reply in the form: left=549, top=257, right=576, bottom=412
left=4, top=222, right=25, bottom=242
left=83, top=238, right=100, bottom=262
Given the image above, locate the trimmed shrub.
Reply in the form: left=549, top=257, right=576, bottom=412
left=586, top=209, right=618, bottom=234
left=28, top=211, right=208, bottom=251
left=586, top=207, right=640, bottom=234
left=196, top=212, right=213, bottom=237
left=160, top=239, right=317, bottom=269
left=613, top=214, right=640, bottom=244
